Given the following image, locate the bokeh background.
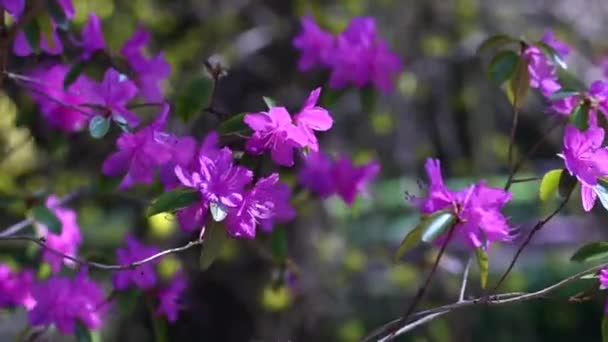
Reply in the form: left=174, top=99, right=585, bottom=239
left=3, top=0, right=608, bottom=341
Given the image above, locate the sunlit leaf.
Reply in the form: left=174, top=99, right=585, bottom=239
left=209, top=201, right=228, bottom=222
left=488, top=50, right=519, bottom=86
left=571, top=242, right=608, bottom=263
left=549, top=91, right=580, bottom=100
left=37, top=12, right=55, bottom=49
left=175, top=76, right=213, bottom=122
left=536, top=42, right=568, bottom=70
left=509, top=56, right=530, bottom=109
left=147, top=188, right=200, bottom=216
left=475, top=248, right=489, bottom=289
left=88, top=115, right=110, bottom=139
left=539, top=169, right=563, bottom=201
left=393, top=224, right=424, bottom=262
left=420, top=211, right=457, bottom=243
left=263, top=96, right=276, bottom=109
left=31, top=206, right=61, bottom=233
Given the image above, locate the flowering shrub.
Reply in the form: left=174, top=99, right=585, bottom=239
left=2, top=1, right=608, bottom=341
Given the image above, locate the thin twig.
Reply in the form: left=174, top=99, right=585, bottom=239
left=510, top=177, right=541, bottom=184
left=364, top=260, right=608, bottom=341
left=459, top=255, right=473, bottom=302
left=491, top=185, right=574, bottom=293
left=0, top=235, right=204, bottom=270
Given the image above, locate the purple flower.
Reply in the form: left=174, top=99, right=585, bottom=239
left=3, top=0, right=24, bottom=17
left=0, top=264, right=35, bottom=309
left=28, top=64, right=96, bottom=132
left=102, top=104, right=174, bottom=189
left=121, top=27, right=171, bottom=102
left=326, top=17, right=402, bottom=93
left=244, top=107, right=307, bottom=167
left=292, top=16, right=334, bottom=71
left=226, top=173, right=296, bottom=238
left=332, top=156, right=380, bottom=206
left=542, top=29, right=570, bottom=59
left=524, top=46, right=561, bottom=97
left=155, top=273, right=187, bottom=323
left=78, top=13, right=106, bottom=60
left=175, top=147, right=253, bottom=221
left=294, top=87, right=333, bottom=151
left=29, top=270, right=107, bottom=334
left=35, top=195, right=82, bottom=273
left=113, top=236, right=161, bottom=290
left=86, top=68, right=140, bottom=128
left=418, top=158, right=514, bottom=249
left=298, top=151, right=335, bottom=198
left=160, top=132, right=215, bottom=191
left=558, top=125, right=608, bottom=211
left=552, top=81, right=608, bottom=125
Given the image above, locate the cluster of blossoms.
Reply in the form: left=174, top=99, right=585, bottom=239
left=293, top=16, right=402, bottom=93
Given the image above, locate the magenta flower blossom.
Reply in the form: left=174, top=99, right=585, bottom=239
left=541, top=29, right=571, bottom=59
left=292, top=16, right=334, bottom=71
left=244, top=107, right=307, bottom=167
left=601, top=269, right=608, bottom=289
left=552, top=81, right=608, bottom=121
left=176, top=147, right=252, bottom=211
left=299, top=151, right=380, bottom=206
left=418, top=158, right=514, bottom=249
left=28, top=64, right=96, bottom=132
left=294, top=87, right=333, bottom=151
left=35, top=195, right=82, bottom=273
left=86, top=68, right=140, bottom=128
left=0, top=264, right=35, bottom=310
left=2, top=0, right=24, bottom=17
left=113, top=236, right=161, bottom=290
left=558, top=125, right=608, bottom=211
left=523, top=46, right=561, bottom=97
left=78, top=13, right=106, bottom=60
left=102, top=104, right=174, bottom=189
left=160, top=132, right=215, bottom=191
left=226, top=173, right=296, bottom=238
left=121, top=27, right=171, bottom=102
left=29, top=270, right=107, bottom=334
left=155, top=273, right=187, bottom=323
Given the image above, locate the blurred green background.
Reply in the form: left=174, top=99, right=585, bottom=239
left=2, top=0, right=608, bottom=341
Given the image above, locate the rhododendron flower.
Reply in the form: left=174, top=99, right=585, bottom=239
left=35, top=195, right=82, bottom=273
left=121, top=27, right=171, bottom=102
left=292, top=16, right=334, bottom=71
left=0, top=264, right=35, bottom=309
left=78, top=13, right=106, bottom=60
left=29, top=270, right=107, bottom=334
left=244, top=107, right=307, bottom=167
left=113, top=236, right=161, bottom=290
left=160, top=132, right=216, bottom=191
left=541, top=29, right=571, bottom=59
left=417, top=158, right=514, bottom=249
left=524, top=46, right=561, bottom=97
left=86, top=68, right=140, bottom=128
left=3, top=0, right=24, bottom=17
left=552, top=81, right=608, bottom=126
left=226, top=173, right=296, bottom=238
left=155, top=273, right=187, bottom=322
left=175, top=147, right=253, bottom=221
left=102, top=104, right=174, bottom=189
left=558, top=125, right=608, bottom=211
left=294, top=87, right=333, bottom=151
left=28, top=64, right=96, bottom=132
left=299, top=151, right=380, bottom=206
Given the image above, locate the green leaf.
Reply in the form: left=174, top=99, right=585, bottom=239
left=147, top=188, right=200, bottom=216
left=596, top=181, right=608, bottom=211
left=31, top=206, right=62, bottom=233
left=539, top=169, right=563, bottom=201
left=47, top=0, right=70, bottom=30
left=37, top=12, right=55, bottom=49
left=74, top=321, right=92, bottom=342
left=488, top=50, right=519, bottom=85
left=23, top=20, right=41, bottom=53
left=558, top=168, right=577, bottom=198
left=359, top=86, right=376, bottom=113
left=209, top=201, right=228, bottom=222
left=602, top=315, right=608, bottom=342
left=420, top=211, right=457, bottom=243
left=508, top=56, right=530, bottom=109
left=263, top=96, right=276, bottom=109
left=580, top=273, right=600, bottom=280
left=88, top=115, right=110, bottom=139
left=175, top=76, right=213, bottom=122
left=549, top=91, right=580, bottom=100
left=199, top=223, right=228, bottom=270
left=393, top=224, right=425, bottom=262
left=218, top=113, right=249, bottom=134
left=536, top=42, right=567, bottom=70
left=63, top=61, right=87, bottom=90
left=569, top=104, right=590, bottom=131
left=477, top=34, right=519, bottom=54
left=571, top=242, right=608, bottom=263
left=475, top=248, right=489, bottom=289
left=271, top=227, right=288, bottom=262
